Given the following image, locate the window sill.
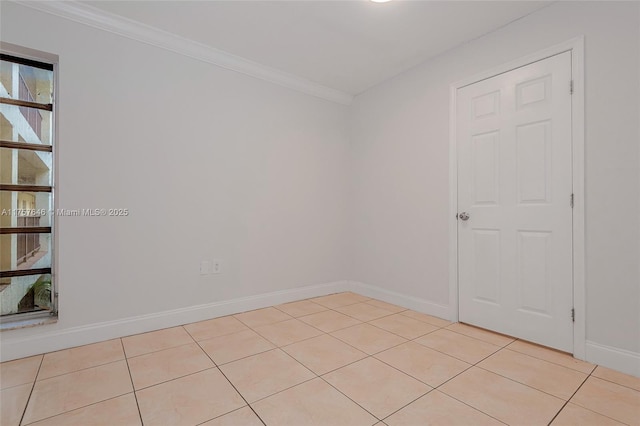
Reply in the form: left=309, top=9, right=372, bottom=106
left=0, top=315, right=57, bottom=331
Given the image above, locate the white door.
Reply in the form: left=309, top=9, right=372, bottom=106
left=457, top=51, right=573, bottom=352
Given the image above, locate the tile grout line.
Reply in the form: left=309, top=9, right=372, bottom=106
left=505, top=343, right=596, bottom=375
left=19, top=392, right=138, bottom=425
left=247, top=373, right=319, bottom=406
left=310, top=294, right=373, bottom=310
left=318, top=369, right=392, bottom=423
left=243, top=300, right=416, bottom=351
left=7, top=293, right=632, bottom=426
left=264, top=345, right=317, bottom=378
left=211, top=347, right=276, bottom=369
left=210, top=367, right=269, bottom=426
left=328, top=306, right=400, bottom=324
left=126, top=294, right=445, bottom=370
left=193, top=405, right=255, bottom=426
left=30, top=357, right=126, bottom=383
left=293, top=333, right=399, bottom=376
left=199, top=326, right=278, bottom=366
left=547, top=368, right=631, bottom=426
left=272, top=301, right=329, bottom=317
left=249, top=323, right=324, bottom=348
left=296, top=314, right=364, bottom=333
left=365, top=319, right=439, bottom=342
left=329, top=327, right=410, bottom=357
left=372, top=353, right=462, bottom=390
left=428, top=337, right=604, bottom=426
left=472, top=362, right=576, bottom=402
left=278, top=334, right=361, bottom=357
left=407, top=334, right=495, bottom=365
left=307, top=352, right=368, bottom=377
left=317, top=299, right=454, bottom=344
left=120, top=338, right=144, bottom=426
left=322, top=305, right=414, bottom=345
left=269, top=319, right=427, bottom=423
left=424, top=343, right=515, bottom=424
left=186, top=299, right=476, bottom=369
left=441, top=326, right=515, bottom=348
left=291, top=319, right=363, bottom=334
left=233, top=314, right=294, bottom=330
left=128, top=331, right=367, bottom=411
left=499, top=344, right=593, bottom=371
left=474, top=345, right=597, bottom=396
left=119, top=324, right=200, bottom=343
left=318, top=308, right=455, bottom=360
left=565, top=402, right=632, bottom=425
left=274, top=322, right=376, bottom=376
left=313, top=306, right=504, bottom=423
left=17, top=354, right=44, bottom=426
left=182, top=323, right=251, bottom=344
left=185, top=325, right=268, bottom=426
left=124, top=329, right=197, bottom=359
left=131, top=366, right=219, bottom=392
left=588, top=373, right=640, bottom=393
left=381, top=384, right=507, bottom=426
left=214, top=323, right=380, bottom=422
left=348, top=356, right=437, bottom=420
left=383, top=336, right=508, bottom=425
left=397, top=309, right=454, bottom=327
left=545, top=369, right=593, bottom=426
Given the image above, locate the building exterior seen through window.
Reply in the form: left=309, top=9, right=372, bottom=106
left=0, top=53, right=55, bottom=321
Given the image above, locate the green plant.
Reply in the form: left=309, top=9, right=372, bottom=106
left=31, top=276, right=51, bottom=308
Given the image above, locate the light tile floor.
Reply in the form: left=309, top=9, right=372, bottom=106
left=1, top=292, right=639, bottom=426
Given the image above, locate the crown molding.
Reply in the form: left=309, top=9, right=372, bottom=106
left=13, top=1, right=354, bottom=105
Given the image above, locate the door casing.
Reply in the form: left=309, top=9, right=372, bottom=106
left=448, top=37, right=585, bottom=359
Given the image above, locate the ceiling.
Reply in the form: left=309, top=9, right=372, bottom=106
left=85, top=1, right=551, bottom=96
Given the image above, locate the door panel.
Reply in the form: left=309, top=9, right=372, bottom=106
left=472, top=131, right=500, bottom=205
left=472, top=229, right=501, bottom=305
left=516, top=120, right=551, bottom=204
left=457, top=51, right=573, bottom=352
left=517, top=230, right=551, bottom=315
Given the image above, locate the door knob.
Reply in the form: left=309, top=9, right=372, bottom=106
left=459, top=212, right=470, bottom=221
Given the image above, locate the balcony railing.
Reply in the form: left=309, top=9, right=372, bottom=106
left=18, top=74, right=42, bottom=139
left=16, top=216, right=41, bottom=265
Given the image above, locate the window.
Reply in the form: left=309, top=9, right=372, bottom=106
left=0, top=52, right=56, bottom=323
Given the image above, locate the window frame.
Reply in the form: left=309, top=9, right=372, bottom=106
left=0, top=44, right=58, bottom=325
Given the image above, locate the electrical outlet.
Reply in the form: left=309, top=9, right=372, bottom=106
left=200, top=260, right=212, bottom=275
left=212, top=259, right=221, bottom=274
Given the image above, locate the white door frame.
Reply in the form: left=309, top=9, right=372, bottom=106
left=448, top=37, right=586, bottom=359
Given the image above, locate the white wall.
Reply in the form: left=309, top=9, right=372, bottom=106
left=1, top=1, right=638, bottom=376
left=350, top=1, right=640, bottom=367
left=0, top=2, right=350, bottom=359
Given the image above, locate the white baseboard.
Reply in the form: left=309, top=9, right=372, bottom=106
left=585, top=340, right=640, bottom=378
left=348, top=281, right=451, bottom=320
left=0, top=280, right=349, bottom=362
left=10, top=279, right=637, bottom=379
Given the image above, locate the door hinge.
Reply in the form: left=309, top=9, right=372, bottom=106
left=570, top=193, right=574, bottom=208
left=569, top=80, right=574, bottom=95
left=571, top=308, right=575, bottom=322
